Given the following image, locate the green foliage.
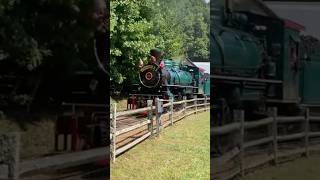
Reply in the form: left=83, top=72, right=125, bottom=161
left=110, top=0, right=209, bottom=86
left=110, top=0, right=160, bottom=84
left=12, top=94, right=33, bottom=106
left=0, top=0, right=97, bottom=70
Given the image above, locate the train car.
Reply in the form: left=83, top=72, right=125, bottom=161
left=128, top=56, right=210, bottom=109
left=299, top=35, right=320, bottom=105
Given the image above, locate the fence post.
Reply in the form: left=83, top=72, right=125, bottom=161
left=111, top=103, right=117, bottom=162
left=0, top=133, right=20, bottom=180
left=204, top=96, right=207, bottom=112
left=305, top=108, right=310, bottom=157
left=235, top=110, right=245, bottom=177
left=194, top=95, right=198, bottom=114
left=155, top=98, right=161, bottom=136
left=147, top=100, right=154, bottom=137
left=272, top=107, right=278, bottom=165
left=183, top=96, right=187, bottom=115
left=170, top=97, right=174, bottom=126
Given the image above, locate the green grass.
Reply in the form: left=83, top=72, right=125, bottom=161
left=0, top=118, right=55, bottom=159
left=239, top=156, right=320, bottom=180
left=110, top=97, right=128, bottom=111
left=111, top=112, right=210, bottom=180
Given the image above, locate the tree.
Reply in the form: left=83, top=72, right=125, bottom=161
left=0, top=0, right=105, bottom=107
left=110, top=0, right=209, bottom=90
left=110, top=0, right=160, bottom=85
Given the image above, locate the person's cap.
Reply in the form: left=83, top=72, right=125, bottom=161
left=150, top=48, right=163, bottom=57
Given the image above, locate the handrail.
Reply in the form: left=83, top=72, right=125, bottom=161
left=245, top=117, right=273, bottom=129
left=117, top=106, right=155, bottom=117
left=212, top=123, right=240, bottom=135
left=277, top=116, right=304, bottom=123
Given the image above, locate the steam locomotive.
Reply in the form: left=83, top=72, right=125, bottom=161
left=128, top=58, right=210, bottom=109
left=212, top=0, right=320, bottom=125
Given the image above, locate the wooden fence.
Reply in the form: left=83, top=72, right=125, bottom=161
left=110, top=96, right=210, bottom=162
left=212, top=107, right=320, bottom=180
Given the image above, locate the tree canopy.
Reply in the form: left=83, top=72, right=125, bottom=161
left=110, top=0, right=209, bottom=86
left=0, top=0, right=107, bottom=108
left=0, top=0, right=101, bottom=71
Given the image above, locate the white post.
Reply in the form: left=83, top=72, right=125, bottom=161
left=183, top=96, right=187, bottom=115
left=170, top=97, right=174, bottom=125
left=204, top=96, right=207, bottom=112
left=272, top=107, right=278, bottom=165
left=305, top=108, right=310, bottom=157
left=111, top=103, right=117, bottom=162
left=194, top=95, right=197, bottom=114
left=147, top=100, right=154, bottom=137
left=155, top=98, right=161, bottom=136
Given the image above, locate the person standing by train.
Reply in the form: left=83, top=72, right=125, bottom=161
left=139, top=48, right=165, bottom=68
left=258, top=53, right=276, bottom=79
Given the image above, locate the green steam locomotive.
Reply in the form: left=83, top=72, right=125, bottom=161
left=128, top=57, right=210, bottom=109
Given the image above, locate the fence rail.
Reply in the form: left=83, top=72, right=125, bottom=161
left=110, top=96, right=210, bottom=162
left=213, top=107, right=320, bottom=179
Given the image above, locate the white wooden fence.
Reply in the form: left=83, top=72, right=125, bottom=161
left=110, top=96, right=210, bottom=162
left=212, top=107, right=320, bottom=180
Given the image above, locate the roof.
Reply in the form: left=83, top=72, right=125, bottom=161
left=193, top=62, right=210, bottom=74
left=183, top=58, right=197, bottom=67
left=284, top=19, right=306, bottom=32
left=265, top=1, right=320, bottom=39
left=232, top=0, right=279, bottom=18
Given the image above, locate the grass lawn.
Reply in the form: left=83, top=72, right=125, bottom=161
left=239, top=156, right=320, bottom=180
left=110, top=97, right=128, bottom=111
left=111, top=111, right=210, bottom=180
left=0, top=118, right=55, bottom=159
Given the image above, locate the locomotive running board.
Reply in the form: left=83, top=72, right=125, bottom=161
left=212, top=75, right=283, bottom=84
left=165, top=85, right=198, bottom=88
left=300, top=104, right=320, bottom=107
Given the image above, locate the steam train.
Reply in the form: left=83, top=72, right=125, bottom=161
left=212, top=0, right=320, bottom=125
left=128, top=58, right=210, bottom=109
